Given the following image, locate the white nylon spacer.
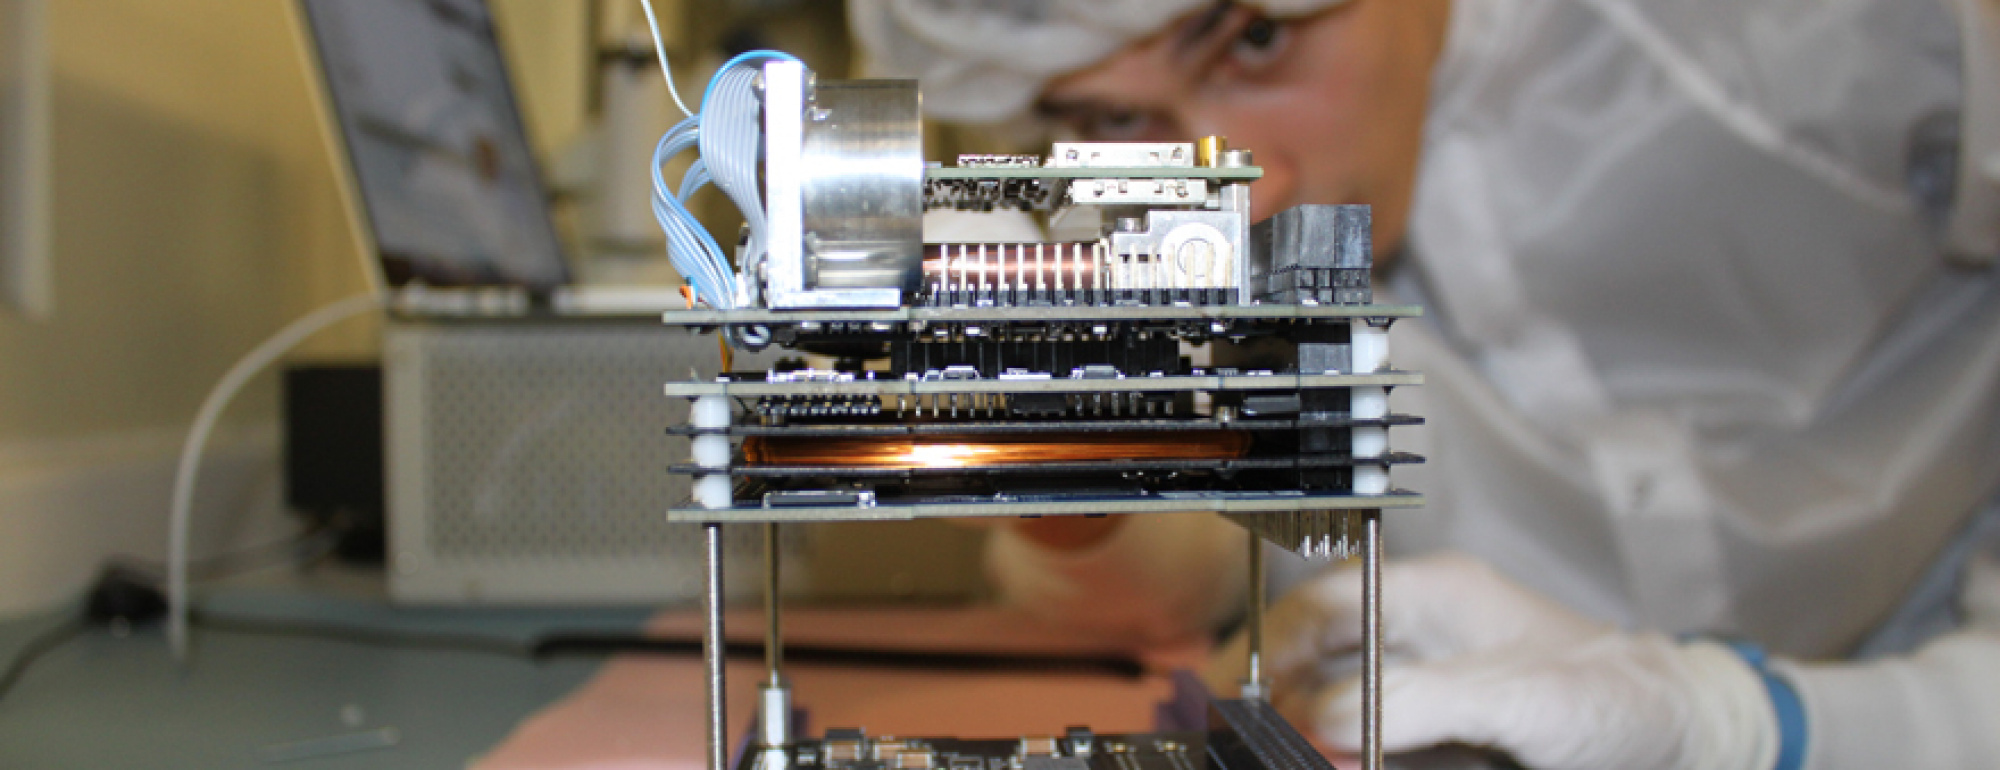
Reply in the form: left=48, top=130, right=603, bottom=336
left=694, top=475, right=733, bottom=509
left=1353, top=383, right=1391, bottom=494
left=1351, top=321, right=1390, bottom=373
left=692, top=395, right=732, bottom=429
left=1354, top=465, right=1390, bottom=495
left=759, top=686, right=792, bottom=747
left=1352, top=426, right=1388, bottom=459
left=692, top=435, right=732, bottom=469
left=1351, top=386, right=1389, bottom=420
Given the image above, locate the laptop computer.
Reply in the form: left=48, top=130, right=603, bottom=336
left=288, top=0, right=988, bottom=606
left=295, top=0, right=682, bottom=315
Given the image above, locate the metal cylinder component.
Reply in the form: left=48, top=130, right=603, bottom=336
left=1198, top=136, right=1228, bottom=168
left=800, top=79, right=923, bottom=293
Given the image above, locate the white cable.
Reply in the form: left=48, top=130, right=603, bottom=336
left=167, top=292, right=384, bottom=661
left=639, top=0, right=693, bottom=119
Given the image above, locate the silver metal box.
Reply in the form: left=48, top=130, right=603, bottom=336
left=383, top=318, right=983, bottom=605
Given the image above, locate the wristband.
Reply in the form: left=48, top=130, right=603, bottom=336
left=1722, top=640, right=1808, bottom=770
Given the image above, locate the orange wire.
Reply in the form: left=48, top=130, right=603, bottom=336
left=680, top=285, right=733, bottom=371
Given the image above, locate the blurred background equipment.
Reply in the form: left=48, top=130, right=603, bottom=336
left=282, top=362, right=386, bottom=564
left=0, top=0, right=52, bottom=319
left=294, top=0, right=984, bottom=606
left=0, top=1, right=987, bottom=766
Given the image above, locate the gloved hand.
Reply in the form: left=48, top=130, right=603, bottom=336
left=1207, top=553, right=1782, bottom=770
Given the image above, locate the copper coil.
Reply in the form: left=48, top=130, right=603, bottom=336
left=741, top=431, right=1251, bottom=469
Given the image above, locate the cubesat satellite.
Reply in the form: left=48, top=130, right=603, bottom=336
left=659, top=58, right=1424, bottom=770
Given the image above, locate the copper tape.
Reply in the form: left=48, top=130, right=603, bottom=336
left=741, top=431, right=1251, bottom=469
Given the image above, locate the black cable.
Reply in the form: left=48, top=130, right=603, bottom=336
left=108, top=525, right=340, bottom=584
left=531, top=633, right=1148, bottom=679
left=190, top=611, right=531, bottom=659
left=11, top=566, right=1143, bottom=701
left=190, top=615, right=1146, bottom=679
left=0, top=619, right=86, bottom=704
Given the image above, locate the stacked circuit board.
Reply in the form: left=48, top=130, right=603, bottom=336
left=666, top=81, right=1420, bottom=770
left=665, top=150, right=1424, bottom=561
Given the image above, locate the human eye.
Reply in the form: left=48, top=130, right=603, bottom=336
left=1083, top=107, right=1165, bottom=141
left=1228, top=12, right=1288, bottom=70
left=1040, top=101, right=1172, bottom=142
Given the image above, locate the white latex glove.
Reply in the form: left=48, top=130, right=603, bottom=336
left=1209, top=553, right=1781, bottom=770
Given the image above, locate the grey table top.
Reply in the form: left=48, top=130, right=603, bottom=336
left=0, top=569, right=1516, bottom=770
left=0, top=568, right=656, bottom=769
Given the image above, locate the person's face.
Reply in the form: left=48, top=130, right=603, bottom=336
left=1037, top=0, right=1452, bottom=257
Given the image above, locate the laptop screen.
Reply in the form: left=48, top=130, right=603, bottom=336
left=301, top=0, right=568, bottom=290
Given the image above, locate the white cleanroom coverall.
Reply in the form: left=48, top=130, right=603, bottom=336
left=855, top=0, right=2000, bottom=767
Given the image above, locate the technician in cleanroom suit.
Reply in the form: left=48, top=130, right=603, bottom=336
left=853, top=0, right=2000, bottom=767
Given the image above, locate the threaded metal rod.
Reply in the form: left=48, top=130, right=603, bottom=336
left=1362, top=509, right=1383, bottom=770
left=703, top=523, right=727, bottom=770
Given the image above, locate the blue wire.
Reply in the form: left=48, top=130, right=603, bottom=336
left=679, top=159, right=710, bottom=204
left=700, top=50, right=800, bottom=110
left=652, top=125, right=732, bottom=306
left=649, top=50, right=803, bottom=308
left=653, top=121, right=731, bottom=304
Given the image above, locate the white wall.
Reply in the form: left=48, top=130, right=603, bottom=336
left=0, top=1, right=597, bottom=616
left=0, top=0, right=54, bottom=320
left=0, top=0, right=983, bottom=615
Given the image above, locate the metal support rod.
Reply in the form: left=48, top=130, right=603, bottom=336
left=1244, top=527, right=1267, bottom=699
left=763, top=523, right=783, bottom=686
left=1361, top=509, right=1384, bottom=770
left=757, top=521, right=793, bottom=749
left=703, top=523, right=728, bottom=770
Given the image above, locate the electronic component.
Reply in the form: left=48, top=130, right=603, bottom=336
left=780, top=734, right=1212, bottom=770
left=657, top=57, right=1423, bottom=770
left=754, top=694, right=1334, bottom=770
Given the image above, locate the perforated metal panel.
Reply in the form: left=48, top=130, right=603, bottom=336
left=420, top=327, right=679, bottom=557
left=384, top=319, right=771, bottom=604
left=383, top=318, right=990, bottom=606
